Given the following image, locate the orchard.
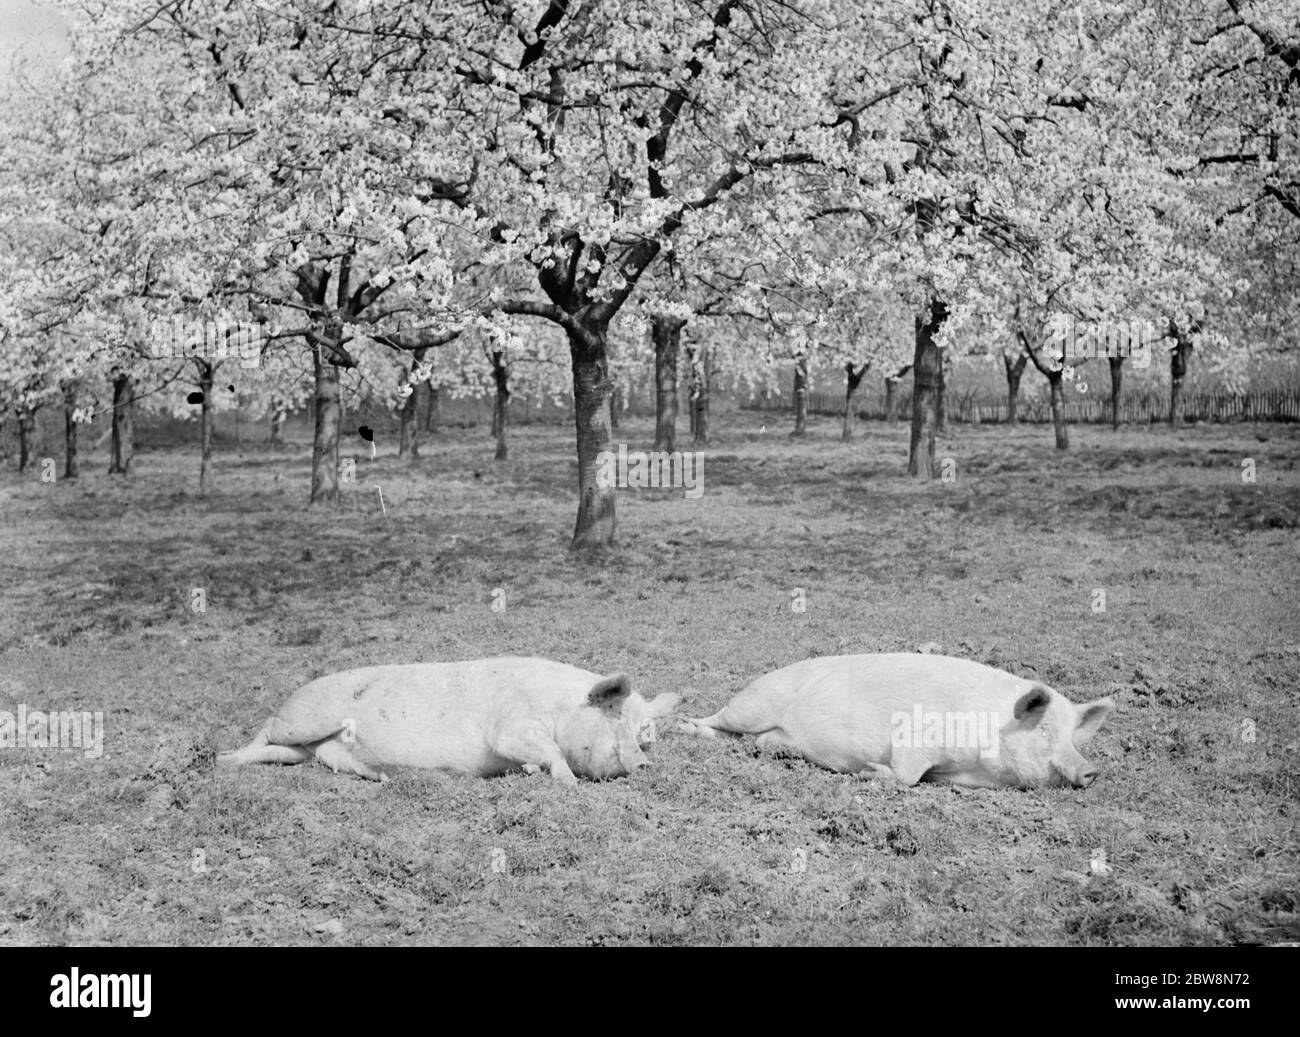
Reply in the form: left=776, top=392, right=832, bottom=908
left=0, top=0, right=1296, bottom=955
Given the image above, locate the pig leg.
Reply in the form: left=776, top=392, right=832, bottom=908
left=886, top=746, right=934, bottom=786
left=677, top=711, right=739, bottom=739
left=313, top=737, right=389, bottom=782
left=755, top=729, right=805, bottom=759
left=491, top=720, right=578, bottom=786
left=681, top=690, right=774, bottom=739
left=217, top=720, right=314, bottom=768
left=217, top=742, right=313, bottom=767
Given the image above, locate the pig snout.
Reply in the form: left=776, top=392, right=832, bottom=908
left=1058, top=756, right=1099, bottom=788
left=619, top=742, right=651, bottom=774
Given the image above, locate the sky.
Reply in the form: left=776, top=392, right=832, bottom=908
left=0, top=0, right=69, bottom=88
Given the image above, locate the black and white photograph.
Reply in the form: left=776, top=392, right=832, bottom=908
left=0, top=0, right=1296, bottom=976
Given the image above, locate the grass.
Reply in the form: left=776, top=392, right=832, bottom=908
left=0, top=408, right=1297, bottom=945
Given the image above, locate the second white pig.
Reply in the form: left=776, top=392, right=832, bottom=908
left=683, top=653, right=1114, bottom=789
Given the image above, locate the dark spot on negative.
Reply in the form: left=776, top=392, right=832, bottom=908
left=187, top=391, right=204, bottom=405
left=358, top=425, right=374, bottom=442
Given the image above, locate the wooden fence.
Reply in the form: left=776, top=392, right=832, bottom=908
left=746, top=389, right=1300, bottom=424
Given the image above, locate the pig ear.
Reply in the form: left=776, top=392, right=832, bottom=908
left=587, top=673, right=633, bottom=712
left=646, top=692, right=681, bottom=718
left=1012, top=684, right=1052, bottom=724
left=1073, top=697, right=1114, bottom=746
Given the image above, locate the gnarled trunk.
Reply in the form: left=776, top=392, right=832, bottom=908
left=652, top=314, right=683, bottom=452
left=936, top=354, right=948, bottom=434
left=197, top=361, right=215, bottom=493
left=399, top=350, right=427, bottom=459
left=1170, top=358, right=1185, bottom=425
left=491, top=350, right=510, bottom=461
left=569, top=325, right=616, bottom=548
left=17, top=406, right=36, bottom=472
left=62, top=379, right=80, bottom=479
left=399, top=385, right=420, bottom=458
left=311, top=338, right=342, bottom=504
left=907, top=300, right=947, bottom=477
left=1003, top=352, right=1027, bottom=425
left=690, top=346, right=710, bottom=447
left=609, top=384, right=622, bottom=433
left=841, top=362, right=868, bottom=441
left=269, top=394, right=287, bottom=446
left=1169, top=326, right=1194, bottom=427
left=1108, top=356, right=1124, bottom=430
left=423, top=383, right=440, bottom=432
left=792, top=354, right=808, bottom=436
left=1048, top=371, right=1069, bottom=449
left=108, top=370, right=134, bottom=475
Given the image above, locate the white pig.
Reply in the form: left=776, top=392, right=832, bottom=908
left=218, top=657, right=680, bottom=785
left=682, top=653, right=1114, bottom=789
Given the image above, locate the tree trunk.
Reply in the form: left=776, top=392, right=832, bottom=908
left=269, top=395, right=287, bottom=446
left=1170, top=359, right=1184, bottom=426
left=792, top=354, right=808, bottom=436
left=398, top=350, right=427, bottom=459
left=569, top=326, right=616, bottom=548
left=936, top=354, right=948, bottom=434
left=841, top=362, right=868, bottom=441
left=907, top=300, right=947, bottom=477
left=423, top=383, right=440, bottom=432
left=17, top=406, right=36, bottom=472
left=198, top=361, right=215, bottom=493
left=1003, top=351, right=1027, bottom=425
left=1048, top=371, right=1069, bottom=449
left=691, top=347, right=710, bottom=447
left=491, top=349, right=509, bottom=461
left=1169, top=327, right=1194, bottom=427
left=62, top=380, right=80, bottom=479
left=399, top=385, right=420, bottom=458
left=311, top=339, right=342, bottom=504
left=107, top=370, right=135, bottom=474
left=1108, top=356, right=1124, bottom=430
left=609, top=383, right=621, bottom=433
left=652, top=314, right=683, bottom=452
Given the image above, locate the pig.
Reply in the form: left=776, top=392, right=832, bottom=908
left=682, top=654, right=1114, bottom=789
left=217, top=656, right=681, bottom=785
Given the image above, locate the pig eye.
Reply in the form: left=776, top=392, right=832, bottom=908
left=1040, top=726, right=1054, bottom=743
